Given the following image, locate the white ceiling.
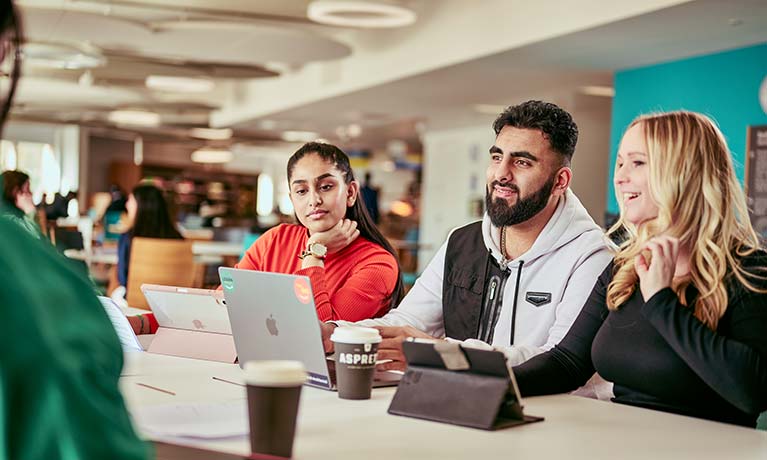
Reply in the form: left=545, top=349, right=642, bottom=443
left=222, top=0, right=767, bottom=148
left=8, top=0, right=767, bottom=151
left=12, top=0, right=355, bottom=129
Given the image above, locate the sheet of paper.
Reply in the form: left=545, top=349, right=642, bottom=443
left=132, top=400, right=248, bottom=439
left=98, top=296, right=143, bottom=352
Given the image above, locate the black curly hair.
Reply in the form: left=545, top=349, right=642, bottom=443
left=492, top=100, right=579, bottom=165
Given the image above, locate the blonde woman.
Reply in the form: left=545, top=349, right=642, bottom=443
left=513, top=111, right=767, bottom=427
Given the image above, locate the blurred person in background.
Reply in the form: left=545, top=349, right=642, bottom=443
left=360, top=171, right=380, bottom=224
left=1, top=169, right=41, bottom=237
left=114, top=183, right=184, bottom=313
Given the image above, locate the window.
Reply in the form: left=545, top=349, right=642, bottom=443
left=257, top=174, right=274, bottom=217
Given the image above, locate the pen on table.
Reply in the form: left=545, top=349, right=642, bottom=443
left=212, top=376, right=245, bottom=387
left=136, top=382, right=176, bottom=396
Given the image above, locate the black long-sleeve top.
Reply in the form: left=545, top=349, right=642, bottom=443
left=513, top=256, right=767, bottom=427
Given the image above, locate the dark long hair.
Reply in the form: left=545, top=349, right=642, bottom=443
left=0, top=0, right=21, bottom=132
left=287, top=142, right=404, bottom=309
left=130, top=184, right=183, bottom=240
left=1, top=169, right=29, bottom=210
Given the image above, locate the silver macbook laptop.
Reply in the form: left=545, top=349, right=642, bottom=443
left=141, top=284, right=231, bottom=334
left=218, top=267, right=401, bottom=391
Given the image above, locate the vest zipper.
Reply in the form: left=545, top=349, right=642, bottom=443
left=488, top=279, right=497, bottom=301
left=509, top=260, right=525, bottom=345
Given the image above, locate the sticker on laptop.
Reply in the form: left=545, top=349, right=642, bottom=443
left=294, top=278, right=312, bottom=304
left=221, top=276, right=235, bottom=291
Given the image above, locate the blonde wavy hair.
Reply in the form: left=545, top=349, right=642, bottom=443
left=606, top=111, right=764, bottom=330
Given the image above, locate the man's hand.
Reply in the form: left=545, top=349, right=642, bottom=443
left=308, top=219, right=359, bottom=254
left=374, top=326, right=436, bottom=371
left=635, top=235, right=679, bottom=301
left=320, top=321, right=338, bottom=353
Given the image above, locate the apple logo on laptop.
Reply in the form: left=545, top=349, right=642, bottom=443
left=192, top=319, right=205, bottom=330
left=266, top=315, right=279, bottom=336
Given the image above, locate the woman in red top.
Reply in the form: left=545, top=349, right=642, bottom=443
left=130, top=142, right=404, bottom=334
left=236, top=142, right=403, bottom=321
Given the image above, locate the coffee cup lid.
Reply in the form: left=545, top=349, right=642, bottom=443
left=330, top=326, right=382, bottom=344
left=243, top=360, right=306, bottom=387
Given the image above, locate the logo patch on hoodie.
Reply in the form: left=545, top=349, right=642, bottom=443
left=526, top=291, right=552, bottom=307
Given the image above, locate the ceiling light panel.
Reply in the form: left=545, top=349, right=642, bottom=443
left=22, top=9, right=351, bottom=66
left=146, top=75, right=215, bottom=93
left=108, top=109, right=160, bottom=127
left=190, top=128, right=233, bottom=140
left=191, top=147, right=233, bottom=164
left=307, top=1, right=417, bottom=28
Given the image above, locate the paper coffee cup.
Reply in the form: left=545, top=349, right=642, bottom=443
left=244, top=360, right=307, bottom=387
left=243, top=360, right=305, bottom=458
left=331, top=327, right=381, bottom=400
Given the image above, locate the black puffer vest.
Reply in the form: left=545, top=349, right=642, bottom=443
left=442, top=222, right=518, bottom=343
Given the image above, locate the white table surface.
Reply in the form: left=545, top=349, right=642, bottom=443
left=120, top=353, right=767, bottom=460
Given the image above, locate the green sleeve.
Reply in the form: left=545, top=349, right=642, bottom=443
left=0, top=219, right=150, bottom=460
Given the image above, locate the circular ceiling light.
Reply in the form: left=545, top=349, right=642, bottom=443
left=307, top=1, right=416, bottom=28
left=146, top=75, right=215, bottom=93
left=23, top=42, right=106, bottom=70
left=108, top=110, right=160, bottom=127
left=191, top=147, right=233, bottom=164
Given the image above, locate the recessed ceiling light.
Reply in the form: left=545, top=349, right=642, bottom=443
left=146, top=75, right=215, bottom=93
left=579, top=86, right=615, bottom=97
left=107, top=110, right=160, bottom=127
left=281, top=130, right=320, bottom=142
left=307, top=1, right=416, bottom=28
left=190, top=128, right=233, bottom=140
left=191, top=147, right=233, bottom=164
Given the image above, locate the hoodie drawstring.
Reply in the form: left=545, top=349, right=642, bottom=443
left=509, top=259, right=525, bottom=345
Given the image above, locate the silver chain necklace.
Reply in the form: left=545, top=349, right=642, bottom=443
left=499, top=225, right=510, bottom=270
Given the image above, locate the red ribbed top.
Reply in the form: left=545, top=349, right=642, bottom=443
left=235, top=224, right=398, bottom=322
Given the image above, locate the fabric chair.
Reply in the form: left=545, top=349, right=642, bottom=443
left=126, top=237, right=195, bottom=310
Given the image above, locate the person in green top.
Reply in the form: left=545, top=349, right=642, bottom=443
left=0, top=170, right=42, bottom=237
left=0, top=214, right=151, bottom=460
left=0, top=1, right=149, bottom=459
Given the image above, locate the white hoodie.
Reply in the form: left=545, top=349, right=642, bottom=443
left=339, top=189, right=613, bottom=366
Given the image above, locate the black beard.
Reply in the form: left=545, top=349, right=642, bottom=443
left=485, top=174, right=557, bottom=227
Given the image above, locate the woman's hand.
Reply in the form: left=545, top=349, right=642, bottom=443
left=308, top=219, right=359, bottom=254
left=635, top=235, right=679, bottom=301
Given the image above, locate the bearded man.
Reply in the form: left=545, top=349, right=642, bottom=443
left=323, top=100, right=612, bottom=370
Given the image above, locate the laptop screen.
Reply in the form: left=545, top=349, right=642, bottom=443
left=142, top=285, right=231, bottom=335
left=219, top=268, right=333, bottom=389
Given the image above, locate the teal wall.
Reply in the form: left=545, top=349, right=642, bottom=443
left=606, top=42, right=767, bottom=215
